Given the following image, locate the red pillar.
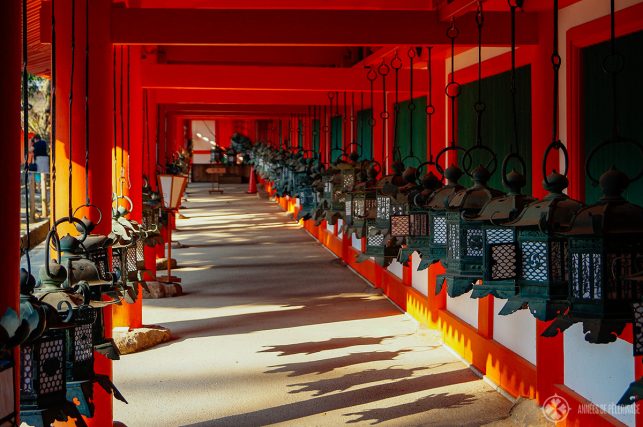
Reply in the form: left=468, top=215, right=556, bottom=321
left=0, top=0, right=22, bottom=418
left=112, top=45, right=143, bottom=330
left=52, top=0, right=114, bottom=424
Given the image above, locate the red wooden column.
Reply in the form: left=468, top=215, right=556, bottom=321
left=52, top=0, right=114, bottom=425
left=529, top=10, right=564, bottom=405
left=0, top=0, right=22, bottom=417
left=113, top=45, right=144, bottom=330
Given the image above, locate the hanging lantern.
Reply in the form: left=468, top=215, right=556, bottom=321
left=470, top=156, right=536, bottom=300
left=345, top=162, right=380, bottom=239
left=397, top=164, right=443, bottom=265
left=0, top=305, right=26, bottom=426
left=437, top=164, right=503, bottom=298
left=356, top=162, right=408, bottom=267
left=541, top=166, right=643, bottom=343
left=19, top=266, right=84, bottom=427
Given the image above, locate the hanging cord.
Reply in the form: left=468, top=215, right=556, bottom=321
left=366, top=66, right=377, bottom=160
left=22, top=0, right=32, bottom=273
left=84, top=0, right=90, bottom=205
left=474, top=1, right=485, bottom=148
left=143, top=89, right=149, bottom=177
left=119, top=46, right=125, bottom=196
left=51, top=0, right=57, bottom=224
left=335, top=91, right=340, bottom=152
left=127, top=46, right=131, bottom=189
left=359, top=92, right=365, bottom=159
left=156, top=105, right=161, bottom=170
left=67, top=0, right=76, bottom=219
left=322, top=105, right=328, bottom=165
left=508, top=1, right=521, bottom=155
left=391, top=50, right=403, bottom=162
left=447, top=18, right=460, bottom=148
left=350, top=92, right=356, bottom=154
left=551, top=0, right=560, bottom=144
left=112, top=47, right=117, bottom=195
left=607, top=0, right=620, bottom=141
left=426, top=46, right=435, bottom=164
left=378, top=59, right=390, bottom=167
left=327, top=92, right=334, bottom=158
left=343, top=91, right=348, bottom=154
left=407, top=47, right=420, bottom=162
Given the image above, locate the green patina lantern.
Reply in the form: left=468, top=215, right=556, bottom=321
left=493, top=165, right=583, bottom=320
left=397, top=164, right=444, bottom=266
left=356, top=161, right=408, bottom=267
left=315, top=158, right=352, bottom=226
left=436, top=165, right=503, bottom=298
left=295, top=154, right=322, bottom=221
left=20, top=266, right=83, bottom=427
left=423, top=164, right=465, bottom=271
left=470, top=156, right=536, bottom=300
left=542, top=166, right=643, bottom=343
left=345, top=162, right=380, bottom=239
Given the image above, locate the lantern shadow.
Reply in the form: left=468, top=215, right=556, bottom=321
left=344, top=392, right=477, bottom=424
left=180, top=368, right=479, bottom=427
left=259, top=336, right=398, bottom=356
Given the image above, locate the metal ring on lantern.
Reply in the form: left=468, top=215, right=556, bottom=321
left=542, top=140, right=569, bottom=186
left=434, top=145, right=467, bottom=176
left=73, top=203, right=104, bottom=226
left=461, top=144, right=498, bottom=177
left=585, top=136, right=643, bottom=186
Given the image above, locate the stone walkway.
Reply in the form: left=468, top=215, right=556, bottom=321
left=113, top=183, right=513, bottom=427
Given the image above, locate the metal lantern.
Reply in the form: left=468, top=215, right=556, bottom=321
left=397, top=167, right=443, bottom=265
left=0, top=306, right=24, bottom=426
left=20, top=267, right=83, bottom=427
left=470, top=160, right=536, bottom=300
left=356, top=162, right=407, bottom=267
left=544, top=167, right=643, bottom=343
left=436, top=165, right=503, bottom=298
left=316, top=161, right=350, bottom=226
left=496, top=172, right=583, bottom=320
left=346, top=162, right=380, bottom=239
left=424, top=165, right=465, bottom=270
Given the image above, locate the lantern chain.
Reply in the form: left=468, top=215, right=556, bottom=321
left=408, top=47, right=419, bottom=161
left=22, top=0, right=32, bottom=273
left=350, top=92, right=356, bottom=154
left=112, top=47, right=117, bottom=196
left=51, top=0, right=57, bottom=224
left=474, top=1, right=485, bottom=148
left=426, top=46, right=435, bottom=164
left=446, top=18, right=460, bottom=148
left=359, top=91, right=365, bottom=159
left=378, top=59, right=390, bottom=166
left=391, top=50, right=403, bottom=163
left=127, top=46, right=131, bottom=189
left=68, top=0, right=76, bottom=219
left=367, top=66, right=377, bottom=160
left=84, top=0, right=90, bottom=205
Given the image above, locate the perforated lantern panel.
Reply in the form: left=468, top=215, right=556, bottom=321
left=465, top=229, right=484, bottom=257
left=522, top=241, right=550, bottom=283
left=447, top=221, right=460, bottom=261
left=354, top=198, right=365, bottom=217
left=410, top=213, right=428, bottom=237
left=342, top=173, right=355, bottom=191
left=74, top=324, right=94, bottom=363
left=345, top=199, right=353, bottom=218
left=367, top=226, right=384, bottom=246
left=38, top=336, right=65, bottom=395
left=21, top=345, right=34, bottom=394
left=126, top=245, right=138, bottom=274
left=376, top=196, right=390, bottom=220
left=88, top=248, right=110, bottom=279
left=136, top=239, right=145, bottom=263
left=634, top=303, right=643, bottom=356
left=391, top=215, right=410, bottom=237
left=490, top=244, right=518, bottom=280
left=431, top=215, right=447, bottom=244
left=570, top=252, right=602, bottom=300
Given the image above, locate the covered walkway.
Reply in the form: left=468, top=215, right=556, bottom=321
left=113, top=183, right=512, bottom=426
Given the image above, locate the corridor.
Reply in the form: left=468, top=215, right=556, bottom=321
left=113, top=183, right=513, bottom=426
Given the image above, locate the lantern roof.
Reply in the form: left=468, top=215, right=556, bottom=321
left=447, top=165, right=503, bottom=213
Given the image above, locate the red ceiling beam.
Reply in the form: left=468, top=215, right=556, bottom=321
left=135, top=0, right=436, bottom=10
left=152, top=89, right=332, bottom=105
left=111, top=8, right=538, bottom=46
left=141, top=63, right=373, bottom=91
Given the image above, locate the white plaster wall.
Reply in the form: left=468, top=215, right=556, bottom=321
left=193, top=153, right=210, bottom=164
left=337, top=219, right=343, bottom=240
left=411, top=252, right=429, bottom=297
left=446, top=290, right=478, bottom=329
left=386, top=259, right=404, bottom=280
left=352, top=234, right=362, bottom=251
left=493, top=304, right=537, bottom=365
left=295, top=198, right=300, bottom=208
left=564, top=323, right=635, bottom=426
left=326, top=221, right=334, bottom=234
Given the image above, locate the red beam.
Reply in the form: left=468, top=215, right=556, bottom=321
left=141, top=63, right=372, bottom=91
left=111, top=8, right=538, bottom=46
left=152, top=89, right=335, bottom=105
left=135, top=0, right=436, bottom=10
